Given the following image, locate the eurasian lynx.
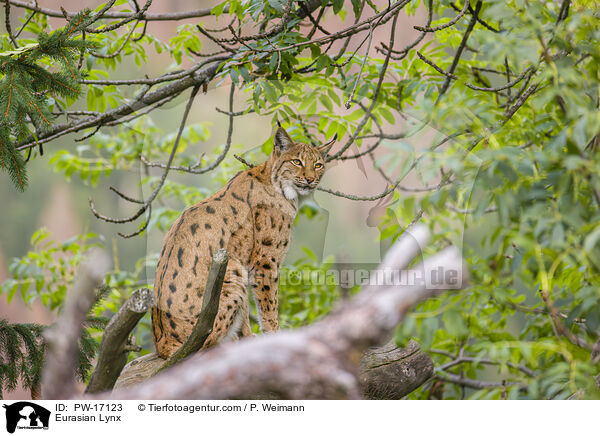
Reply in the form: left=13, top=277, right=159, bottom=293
left=151, top=126, right=335, bottom=358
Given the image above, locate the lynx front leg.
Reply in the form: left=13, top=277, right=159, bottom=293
left=240, top=314, right=253, bottom=337
left=251, top=266, right=279, bottom=332
left=202, top=259, right=250, bottom=348
left=250, top=205, right=293, bottom=333
left=202, top=291, right=247, bottom=348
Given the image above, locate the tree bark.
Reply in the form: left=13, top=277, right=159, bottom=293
left=358, top=339, right=433, bottom=399
left=85, top=287, right=155, bottom=394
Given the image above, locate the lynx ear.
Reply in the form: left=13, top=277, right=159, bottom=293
left=274, top=126, right=294, bottom=154
left=318, top=133, right=337, bottom=156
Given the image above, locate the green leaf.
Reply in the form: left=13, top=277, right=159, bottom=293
left=584, top=225, right=600, bottom=252
left=315, top=55, right=330, bottom=71
left=269, top=52, right=280, bottom=71
left=442, top=308, right=469, bottom=338
left=211, top=2, right=227, bottom=16
left=86, top=89, right=97, bottom=111
left=331, top=0, right=344, bottom=14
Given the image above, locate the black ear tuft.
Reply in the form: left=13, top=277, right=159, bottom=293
left=274, top=127, right=294, bottom=153
left=318, top=133, right=337, bottom=156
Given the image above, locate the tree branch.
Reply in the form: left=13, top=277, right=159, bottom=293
left=328, top=9, right=400, bottom=160
left=85, top=287, right=155, bottom=393
left=435, top=373, right=525, bottom=390
left=4, top=0, right=18, bottom=47
left=0, top=0, right=223, bottom=21
left=16, top=60, right=224, bottom=152
left=138, top=83, right=236, bottom=175
left=415, top=0, right=469, bottom=32
left=437, top=0, right=482, bottom=99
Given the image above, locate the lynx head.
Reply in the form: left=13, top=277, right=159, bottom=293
left=270, top=126, right=336, bottom=201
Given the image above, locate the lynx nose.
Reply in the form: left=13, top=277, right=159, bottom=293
left=305, top=177, right=314, bottom=184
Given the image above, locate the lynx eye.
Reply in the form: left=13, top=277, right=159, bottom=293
left=314, top=162, right=323, bottom=169
left=290, top=159, right=302, bottom=166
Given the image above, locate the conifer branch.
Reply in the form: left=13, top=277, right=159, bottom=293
left=0, top=9, right=95, bottom=190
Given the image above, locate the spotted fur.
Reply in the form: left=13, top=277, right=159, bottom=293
left=151, top=126, right=334, bottom=358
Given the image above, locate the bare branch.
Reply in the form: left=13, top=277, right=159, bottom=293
left=90, top=20, right=141, bottom=58
left=344, top=24, right=374, bottom=109
left=449, top=1, right=500, bottom=32
left=139, top=153, right=204, bottom=173
left=0, top=0, right=224, bottom=21
left=437, top=1, right=482, bottom=99
left=435, top=373, right=525, bottom=390
left=4, top=0, right=18, bottom=47
left=329, top=10, right=400, bottom=161
left=269, top=0, right=410, bottom=54
left=137, top=82, right=236, bottom=175
left=376, top=0, right=433, bottom=61
left=13, top=8, right=35, bottom=39
left=85, top=0, right=151, bottom=34
left=418, top=51, right=534, bottom=92
left=233, top=153, right=255, bottom=168
left=557, top=0, right=571, bottom=23
left=16, top=59, right=225, bottom=151
left=502, top=82, right=540, bottom=124
left=301, top=2, right=330, bottom=37
left=89, top=85, right=200, bottom=236
left=432, top=350, right=536, bottom=377
left=415, top=0, right=469, bottom=32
